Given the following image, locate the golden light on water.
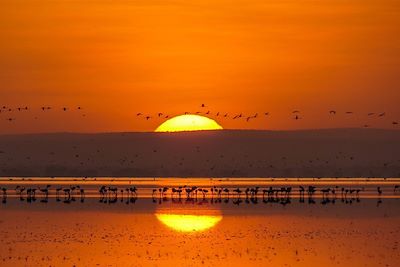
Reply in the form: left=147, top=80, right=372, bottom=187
left=155, top=213, right=222, bottom=232
left=155, top=114, right=223, bottom=132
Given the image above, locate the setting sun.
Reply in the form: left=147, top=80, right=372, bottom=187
left=155, top=213, right=222, bottom=232
left=155, top=114, right=223, bottom=132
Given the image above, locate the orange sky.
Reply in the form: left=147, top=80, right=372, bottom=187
left=0, top=0, right=399, bottom=133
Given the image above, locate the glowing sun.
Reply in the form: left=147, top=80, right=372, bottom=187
left=155, top=213, right=222, bottom=232
left=155, top=114, right=223, bottom=132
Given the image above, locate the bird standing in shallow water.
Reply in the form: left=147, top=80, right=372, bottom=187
left=377, top=187, right=383, bottom=196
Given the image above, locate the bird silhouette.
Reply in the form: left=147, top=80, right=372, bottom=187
left=1, top=187, right=7, bottom=198
left=377, top=187, right=382, bottom=195
left=38, top=185, right=51, bottom=198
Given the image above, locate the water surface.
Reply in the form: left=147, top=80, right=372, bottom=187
left=0, top=178, right=399, bottom=266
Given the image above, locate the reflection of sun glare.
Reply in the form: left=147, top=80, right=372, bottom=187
left=155, top=114, right=223, bottom=132
left=156, top=213, right=222, bottom=232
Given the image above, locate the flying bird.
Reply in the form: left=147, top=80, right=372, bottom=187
left=233, top=113, right=242, bottom=119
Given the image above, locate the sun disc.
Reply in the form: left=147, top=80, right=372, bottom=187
left=155, top=114, right=223, bottom=132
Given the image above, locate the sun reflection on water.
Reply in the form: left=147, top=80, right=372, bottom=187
left=155, top=213, right=222, bottom=232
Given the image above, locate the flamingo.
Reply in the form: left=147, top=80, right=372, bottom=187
left=15, top=186, right=26, bottom=199
left=223, top=188, right=229, bottom=197
left=1, top=187, right=7, bottom=198
left=56, top=187, right=63, bottom=199
left=76, top=186, right=85, bottom=199
left=377, top=187, right=383, bottom=196
left=233, top=188, right=242, bottom=198
left=129, top=186, right=138, bottom=196
left=39, top=185, right=51, bottom=198
left=108, top=187, right=118, bottom=198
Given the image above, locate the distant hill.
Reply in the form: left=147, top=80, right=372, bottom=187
left=0, top=129, right=399, bottom=177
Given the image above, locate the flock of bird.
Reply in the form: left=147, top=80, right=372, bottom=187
left=133, top=104, right=399, bottom=128
left=1, top=104, right=398, bottom=127
left=0, top=105, right=86, bottom=122
left=3, top=185, right=87, bottom=204
left=150, top=184, right=399, bottom=206
left=1, top=184, right=398, bottom=205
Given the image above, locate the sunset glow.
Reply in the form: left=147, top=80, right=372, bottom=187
left=155, top=115, right=223, bottom=132
left=1, top=0, right=399, bottom=134
left=1, top=0, right=400, bottom=265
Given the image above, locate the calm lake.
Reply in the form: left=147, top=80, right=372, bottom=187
left=0, top=178, right=399, bottom=266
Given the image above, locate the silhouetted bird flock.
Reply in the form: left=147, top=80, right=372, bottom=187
left=0, top=104, right=398, bottom=128
left=0, top=105, right=86, bottom=123
left=134, top=104, right=399, bottom=128
left=1, top=183, right=398, bottom=206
